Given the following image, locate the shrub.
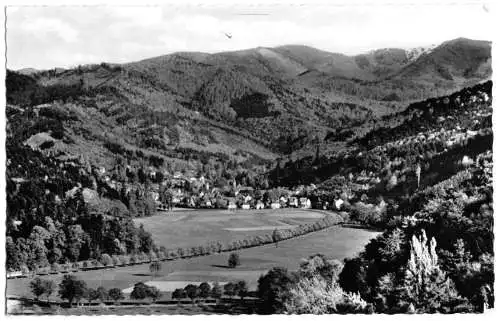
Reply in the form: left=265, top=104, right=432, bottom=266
left=168, top=250, right=178, bottom=259
left=138, top=252, right=147, bottom=262
left=236, top=280, right=248, bottom=300
left=148, top=286, right=161, bottom=302
left=172, top=288, right=187, bottom=301
left=108, top=288, right=125, bottom=303
left=21, top=265, right=30, bottom=276
left=284, top=274, right=368, bottom=314
left=149, top=261, right=162, bottom=278
left=58, top=274, right=87, bottom=306
left=224, top=282, right=236, bottom=297
left=86, top=288, right=101, bottom=304
left=228, top=253, right=241, bottom=268
left=30, top=278, right=47, bottom=300
left=50, top=262, right=60, bottom=273
left=120, top=255, right=130, bottom=265
left=130, top=282, right=150, bottom=300
left=198, top=282, right=211, bottom=299
left=62, top=263, right=71, bottom=272
left=96, top=286, right=108, bottom=301
left=149, top=251, right=158, bottom=261
left=184, top=284, right=200, bottom=302
left=211, top=282, right=223, bottom=299
left=100, top=254, right=113, bottom=267
left=257, top=267, right=297, bottom=314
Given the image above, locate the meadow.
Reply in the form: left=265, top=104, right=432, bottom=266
left=7, top=209, right=379, bottom=301
left=133, top=208, right=325, bottom=249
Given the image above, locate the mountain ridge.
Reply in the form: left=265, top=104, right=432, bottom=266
left=6, top=37, right=491, bottom=177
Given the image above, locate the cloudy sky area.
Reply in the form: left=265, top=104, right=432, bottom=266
left=6, top=3, right=494, bottom=70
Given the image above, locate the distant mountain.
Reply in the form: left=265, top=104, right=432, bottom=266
left=16, top=67, right=40, bottom=75
left=405, top=44, right=438, bottom=62
left=6, top=38, right=491, bottom=175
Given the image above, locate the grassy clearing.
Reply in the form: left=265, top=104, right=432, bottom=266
left=133, top=208, right=323, bottom=249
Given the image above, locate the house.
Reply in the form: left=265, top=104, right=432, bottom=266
left=239, top=186, right=254, bottom=195
left=289, top=197, right=299, bottom=208
left=108, top=180, right=117, bottom=189
left=184, top=197, right=196, bottom=208
left=157, top=204, right=169, bottom=212
left=7, top=271, right=23, bottom=279
left=241, top=204, right=251, bottom=210
left=299, top=198, right=312, bottom=209
left=228, top=202, right=237, bottom=211
left=270, top=202, right=281, bottom=209
left=335, top=199, right=344, bottom=210
left=244, top=195, right=253, bottom=203
left=148, top=191, right=160, bottom=201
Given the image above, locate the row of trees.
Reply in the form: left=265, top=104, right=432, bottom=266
left=31, top=275, right=165, bottom=306
left=31, top=275, right=253, bottom=308
left=171, top=280, right=249, bottom=303
left=30, top=275, right=125, bottom=306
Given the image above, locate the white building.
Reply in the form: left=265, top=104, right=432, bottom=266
left=255, top=201, right=265, bottom=210
left=270, top=202, right=281, bottom=209
left=300, top=198, right=312, bottom=209
left=335, top=199, right=344, bottom=210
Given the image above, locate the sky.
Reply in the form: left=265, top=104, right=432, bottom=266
left=6, top=2, right=494, bottom=70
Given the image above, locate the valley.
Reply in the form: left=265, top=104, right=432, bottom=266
left=5, top=36, right=493, bottom=314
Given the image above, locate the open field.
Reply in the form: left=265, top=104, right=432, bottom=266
left=133, top=208, right=325, bottom=249
left=7, top=221, right=380, bottom=301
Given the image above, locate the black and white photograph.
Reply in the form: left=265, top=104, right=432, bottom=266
left=2, top=0, right=496, bottom=315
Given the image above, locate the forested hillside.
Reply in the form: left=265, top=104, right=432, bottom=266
left=256, top=82, right=493, bottom=314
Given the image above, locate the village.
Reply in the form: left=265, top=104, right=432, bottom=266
left=96, top=166, right=320, bottom=212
